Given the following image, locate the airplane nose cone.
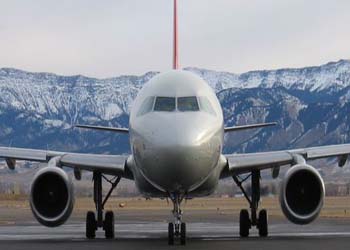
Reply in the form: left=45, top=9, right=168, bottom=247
left=140, top=121, right=221, bottom=193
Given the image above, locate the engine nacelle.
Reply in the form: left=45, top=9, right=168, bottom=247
left=30, top=167, right=74, bottom=227
left=279, top=164, right=325, bottom=225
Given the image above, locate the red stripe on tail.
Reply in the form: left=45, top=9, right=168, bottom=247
left=173, top=0, right=179, bottom=70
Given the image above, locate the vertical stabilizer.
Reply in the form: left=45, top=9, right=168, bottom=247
left=173, top=0, right=179, bottom=70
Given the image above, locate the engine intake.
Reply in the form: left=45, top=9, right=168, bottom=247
left=279, top=164, right=324, bottom=225
left=30, top=167, right=74, bottom=227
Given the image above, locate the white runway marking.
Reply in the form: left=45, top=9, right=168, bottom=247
left=0, top=222, right=350, bottom=241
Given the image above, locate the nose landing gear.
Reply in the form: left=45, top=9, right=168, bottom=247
left=168, top=194, right=186, bottom=245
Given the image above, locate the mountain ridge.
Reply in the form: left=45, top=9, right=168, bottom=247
left=0, top=59, right=349, bottom=156
left=2, top=59, right=350, bottom=92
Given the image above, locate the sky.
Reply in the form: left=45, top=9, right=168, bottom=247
left=0, top=0, right=350, bottom=78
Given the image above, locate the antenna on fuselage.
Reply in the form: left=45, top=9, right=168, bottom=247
left=173, top=0, right=179, bottom=70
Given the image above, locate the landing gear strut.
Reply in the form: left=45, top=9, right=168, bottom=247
left=233, top=170, right=268, bottom=237
left=168, top=194, right=186, bottom=245
left=86, top=172, right=121, bottom=239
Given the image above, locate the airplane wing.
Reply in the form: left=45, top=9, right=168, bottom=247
left=0, top=147, right=131, bottom=178
left=75, top=124, right=129, bottom=133
left=224, top=122, right=277, bottom=133
left=223, top=144, right=350, bottom=176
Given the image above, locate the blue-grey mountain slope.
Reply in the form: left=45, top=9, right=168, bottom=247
left=0, top=60, right=350, bottom=156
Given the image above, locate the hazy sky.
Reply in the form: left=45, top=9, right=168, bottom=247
left=1, top=0, right=350, bottom=77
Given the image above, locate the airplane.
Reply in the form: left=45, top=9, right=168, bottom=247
left=1, top=0, right=350, bottom=246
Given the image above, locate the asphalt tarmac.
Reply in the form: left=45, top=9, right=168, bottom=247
left=0, top=216, right=350, bottom=250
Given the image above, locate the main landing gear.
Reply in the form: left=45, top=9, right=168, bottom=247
left=168, top=194, right=186, bottom=245
left=86, top=172, right=121, bottom=239
left=233, top=170, right=268, bottom=238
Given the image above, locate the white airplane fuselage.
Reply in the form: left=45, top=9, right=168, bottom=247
left=129, top=70, right=227, bottom=197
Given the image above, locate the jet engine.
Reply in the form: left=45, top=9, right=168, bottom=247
left=30, top=167, right=74, bottom=227
left=279, top=164, right=325, bottom=225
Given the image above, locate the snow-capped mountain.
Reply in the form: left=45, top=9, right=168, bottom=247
left=187, top=59, right=350, bottom=92
left=0, top=59, right=349, bottom=155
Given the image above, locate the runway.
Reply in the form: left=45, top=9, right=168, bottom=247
left=1, top=218, right=350, bottom=249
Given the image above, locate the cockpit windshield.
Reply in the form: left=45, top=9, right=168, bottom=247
left=198, top=96, right=216, bottom=116
left=137, top=96, right=155, bottom=116
left=137, top=95, right=216, bottom=115
left=177, top=96, right=199, bottom=112
left=154, top=97, right=176, bottom=112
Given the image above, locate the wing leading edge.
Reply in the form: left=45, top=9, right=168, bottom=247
left=223, top=144, right=350, bottom=176
left=75, top=124, right=129, bottom=133
left=224, top=122, right=277, bottom=133
left=0, top=147, right=131, bottom=178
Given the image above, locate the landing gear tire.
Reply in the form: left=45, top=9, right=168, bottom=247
left=168, top=222, right=175, bottom=245
left=104, top=211, right=115, bottom=239
left=180, top=222, right=186, bottom=245
left=258, top=209, right=268, bottom=237
left=239, top=209, right=250, bottom=237
left=86, top=211, right=97, bottom=239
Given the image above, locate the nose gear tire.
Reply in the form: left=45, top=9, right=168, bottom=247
left=180, top=222, right=186, bottom=245
left=168, top=222, right=175, bottom=245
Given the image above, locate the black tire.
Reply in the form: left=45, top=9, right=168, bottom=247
left=239, top=209, right=250, bottom=237
left=258, top=209, right=268, bottom=237
left=168, top=222, right=174, bottom=245
left=86, top=211, right=97, bottom=239
left=180, top=222, right=186, bottom=245
left=104, top=211, right=115, bottom=239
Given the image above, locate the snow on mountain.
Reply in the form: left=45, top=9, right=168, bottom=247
left=0, top=59, right=349, bottom=155
left=186, top=59, right=350, bottom=92
left=0, top=68, right=157, bottom=125
left=1, top=60, right=349, bottom=120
